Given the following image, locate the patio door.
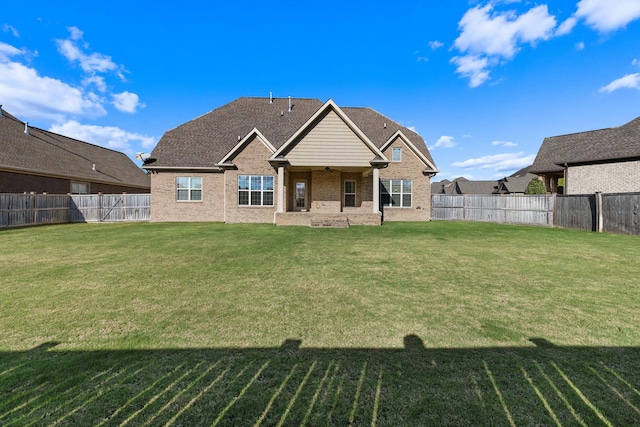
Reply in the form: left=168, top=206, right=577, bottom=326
left=294, top=180, right=307, bottom=211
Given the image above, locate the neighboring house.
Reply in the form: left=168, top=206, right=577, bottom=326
left=531, top=116, right=640, bottom=194
left=432, top=177, right=497, bottom=195
left=495, top=166, right=538, bottom=194
left=146, top=96, right=438, bottom=225
left=0, top=107, right=150, bottom=194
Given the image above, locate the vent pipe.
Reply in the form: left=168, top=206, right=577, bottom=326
left=0, top=105, right=3, bottom=117
left=92, top=164, right=96, bottom=171
left=288, top=96, right=292, bottom=112
left=24, top=122, right=29, bottom=135
left=269, top=92, right=273, bottom=104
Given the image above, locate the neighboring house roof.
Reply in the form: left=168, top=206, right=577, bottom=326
left=496, top=175, right=536, bottom=193
left=0, top=108, right=150, bottom=189
left=149, top=97, right=437, bottom=170
left=531, top=116, right=640, bottom=174
left=455, top=180, right=498, bottom=194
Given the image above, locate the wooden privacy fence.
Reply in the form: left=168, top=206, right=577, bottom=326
left=431, top=194, right=555, bottom=227
left=432, top=193, right=640, bottom=235
left=0, top=194, right=150, bottom=228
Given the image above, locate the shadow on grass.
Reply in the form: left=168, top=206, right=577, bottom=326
left=1, top=337, right=639, bottom=426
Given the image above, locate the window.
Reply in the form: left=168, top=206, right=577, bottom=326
left=176, top=177, right=202, bottom=201
left=392, top=147, right=402, bottom=162
left=380, top=179, right=412, bottom=207
left=71, top=182, right=89, bottom=194
left=238, top=175, right=274, bottom=206
left=344, top=180, right=356, bottom=207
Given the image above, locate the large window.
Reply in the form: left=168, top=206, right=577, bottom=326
left=176, top=177, right=202, bottom=201
left=344, top=180, right=356, bottom=207
left=238, top=175, right=274, bottom=206
left=380, top=179, right=412, bottom=208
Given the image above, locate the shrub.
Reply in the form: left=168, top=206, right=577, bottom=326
left=525, top=178, right=547, bottom=194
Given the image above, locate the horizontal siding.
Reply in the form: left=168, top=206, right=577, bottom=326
left=286, top=110, right=375, bottom=167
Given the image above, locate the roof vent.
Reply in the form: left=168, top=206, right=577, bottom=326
left=237, top=135, right=241, bottom=141
left=0, top=105, right=3, bottom=117
left=92, top=164, right=96, bottom=171
left=288, top=96, right=292, bottom=112
left=269, top=92, right=273, bottom=104
left=24, top=122, right=29, bottom=135
left=384, top=123, right=387, bottom=129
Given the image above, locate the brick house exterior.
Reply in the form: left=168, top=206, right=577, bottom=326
left=531, top=116, right=640, bottom=194
left=0, top=108, right=150, bottom=194
left=147, top=97, right=438, bottom=225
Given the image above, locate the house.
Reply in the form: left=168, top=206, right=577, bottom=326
left=0, top=107, right=150, bottom=194
left=431, top=177, right=498, bottom=195
left=530, top=116, right=640, bottom=194
left=146, top=96, right=438, bottom=226
left=495, top=165, right=538, bottom=194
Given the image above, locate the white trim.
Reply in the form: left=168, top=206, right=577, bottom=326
left=218, top=128, right=276, bottom=166
left=380, top=130, right=439, bottom=172
left=269, top=99, right=388, bottom=162
left=277, top=166, right=285, bottom=213
left=176, top=176, right=203, bottom=202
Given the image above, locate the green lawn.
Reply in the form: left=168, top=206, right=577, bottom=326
left=0, top=221, right=639, bottom=425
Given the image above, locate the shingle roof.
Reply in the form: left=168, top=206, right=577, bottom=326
left=531, top=116, right=640, bottom=174
left=0, top=108, right=150, bottom=189
left=150, top=97, right=436, bottom=168
left=455, top=180, right=498, bottom=195
left=497, top=175, right=536, bottom=193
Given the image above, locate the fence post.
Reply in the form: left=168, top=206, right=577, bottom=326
left=98, top=192, right=103, bottom=222
left=596, top=192, right=603, bottom=233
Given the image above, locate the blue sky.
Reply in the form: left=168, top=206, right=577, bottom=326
left=1, top=0, right=639, bottom=180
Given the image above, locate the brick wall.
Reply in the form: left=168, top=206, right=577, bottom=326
left=0, top=170, right=149, bottom=194
left=224, top=135, right=278, bottom=224
left=380, top=137, right=432, bottom=221
left=567, top=161, right=640, bottom=194
left=150, top=172, right=224, bottom=222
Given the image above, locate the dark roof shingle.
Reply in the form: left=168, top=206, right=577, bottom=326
left=0, top=108, right=150, bottom=189
left=150, top=97, right=436, bottom=168
left=531, top=116, right=640, bottom=174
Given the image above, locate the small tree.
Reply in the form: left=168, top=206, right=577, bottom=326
left=525, top=178, right=547, bottom=194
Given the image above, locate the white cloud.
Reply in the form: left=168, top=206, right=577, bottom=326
left=452, top=152, right=536, bottom=171
left=556, top=16, right=578, bottom=36
left=0, top=41, right=24, bottom=61
left=599, top=73, right=640, bottom=92
left=112, top=91, right=145, bottom=113
left=454, top=4, right=556, bottom=58
left=429, top=40, right=444, bottom=50
left=55, top=27, right=125, bottom=77
left=0, top=60, right=106, bottom=121
left=452, top=3, right=556, bottom=87
left=575, top=41, right=585, bottom=51
left=49, top=120, right=156, bottom=156
left=575, top=0, right=640, bottom=33
left=429, top=135, right=457, bottom=150
left=492, top=140, right=518, bottom=147
left=2, top=24, right=19, bottom=38
left=632, top=58, right=640, bottom=67
left=450, top=55, right=491, bottom=88
left=416, top=56, right=429, bottom=62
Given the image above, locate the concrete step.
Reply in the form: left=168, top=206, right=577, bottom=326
left=310, top=216, right=350, bottom=228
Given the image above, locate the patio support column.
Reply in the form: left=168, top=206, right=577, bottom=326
left=277, top=166, right=285, bottom=213
left=372, top=167, right=380, bottom=213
